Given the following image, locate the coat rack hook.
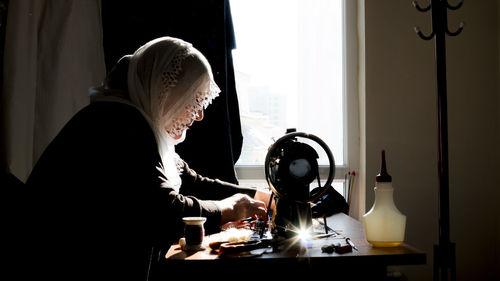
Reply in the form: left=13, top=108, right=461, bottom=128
left=414, top=26, right=435, bottom=40
left=412, top=0, right=431, bottom=12
left=447, top=0, right=464, bottom=10
left=446, top=21, right=464, bottom=36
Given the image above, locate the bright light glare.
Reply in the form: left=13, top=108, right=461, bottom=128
left=297, top=228, right=312, bottom=242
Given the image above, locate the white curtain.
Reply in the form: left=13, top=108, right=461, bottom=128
left=2, top=0, right=106, bottom=182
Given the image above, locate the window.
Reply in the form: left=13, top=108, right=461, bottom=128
left=231, top=0, right=358, bottom=197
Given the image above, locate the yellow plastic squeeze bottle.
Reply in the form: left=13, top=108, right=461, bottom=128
left=363, top=150, right=406, bottom=247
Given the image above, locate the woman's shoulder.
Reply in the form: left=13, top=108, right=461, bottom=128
left=51, top=101, right=156, bottom=149
left=26, top=101, right=159, bottom=186
left=72, top=101, right=149, bottom=130
left=79, top=101, right=144, bottom=120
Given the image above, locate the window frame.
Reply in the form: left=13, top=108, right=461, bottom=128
left=233, top=0, right=359, bottom=189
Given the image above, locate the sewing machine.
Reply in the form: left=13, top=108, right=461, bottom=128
left=264, top=129, right=335, bottom=238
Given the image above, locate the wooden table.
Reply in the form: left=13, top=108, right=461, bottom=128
left=155, top=213, right=425, bottom=280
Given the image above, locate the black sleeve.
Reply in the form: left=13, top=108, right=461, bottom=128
left=94, top=104, right=224, bottom=240
left=178, top=160, right=256, bottom=201
left=26, top=102, right=224, bottom=246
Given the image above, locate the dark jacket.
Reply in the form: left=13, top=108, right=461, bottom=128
left=25, top=101, right=254, bottom=281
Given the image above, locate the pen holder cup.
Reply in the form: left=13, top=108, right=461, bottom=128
left=182, top=217, right=206, bottom=246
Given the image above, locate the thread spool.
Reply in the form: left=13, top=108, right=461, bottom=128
left=182, top=217, right=206, bottom=248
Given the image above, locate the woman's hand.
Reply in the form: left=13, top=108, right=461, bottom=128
left=220, top=219, right=251, bottom=230
left=217, top=194, right=267, bottom=225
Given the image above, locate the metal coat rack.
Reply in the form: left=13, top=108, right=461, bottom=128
left=413, top=0, right=463, bottom=280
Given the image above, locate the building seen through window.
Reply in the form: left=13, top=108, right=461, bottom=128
left=230, top=0, right=344, bottom=169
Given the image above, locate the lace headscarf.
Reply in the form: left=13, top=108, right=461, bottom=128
left=90, top=37, right=220, bottom=190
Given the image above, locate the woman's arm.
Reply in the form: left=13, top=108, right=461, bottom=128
left=178, top=160, right=257, bottom=200
left=178, top=160, right=274, bottom=220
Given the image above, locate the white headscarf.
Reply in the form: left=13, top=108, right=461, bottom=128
left=90, top=37, right=220, bottom=190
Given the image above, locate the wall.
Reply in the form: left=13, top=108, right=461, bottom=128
left=361, top=1, right=500, bottom=280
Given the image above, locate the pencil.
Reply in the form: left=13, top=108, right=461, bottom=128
left=348, top=171, right=356, bottom=214
left=347, top=172, right=352, bottom=209
left=323, top=215, right=328, bottom=234
left=344, top=172, right=348, bottom=201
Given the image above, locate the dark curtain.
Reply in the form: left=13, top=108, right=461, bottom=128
left=0, top=0, right=9, bottom=174
left=101, top=0, right=242, bottom=184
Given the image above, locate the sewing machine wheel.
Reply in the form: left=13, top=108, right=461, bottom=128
left=265, top=131, right=335, bottom=204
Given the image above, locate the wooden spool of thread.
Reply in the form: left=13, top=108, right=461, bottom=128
left=182, top=217, right=207, bottom=246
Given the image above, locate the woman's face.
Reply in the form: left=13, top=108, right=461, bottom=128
left=168, top=107, right=205, bottom=140
left=164, top=72, right=213, bottom=141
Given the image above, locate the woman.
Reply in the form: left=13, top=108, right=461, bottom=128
left=25, top=37, right=270, bottom=281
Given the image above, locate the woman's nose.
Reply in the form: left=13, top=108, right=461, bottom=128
left=195, top=109, right=204, bottom=121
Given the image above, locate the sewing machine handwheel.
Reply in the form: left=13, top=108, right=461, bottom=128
left=265, top=132, right=335, bottom=203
